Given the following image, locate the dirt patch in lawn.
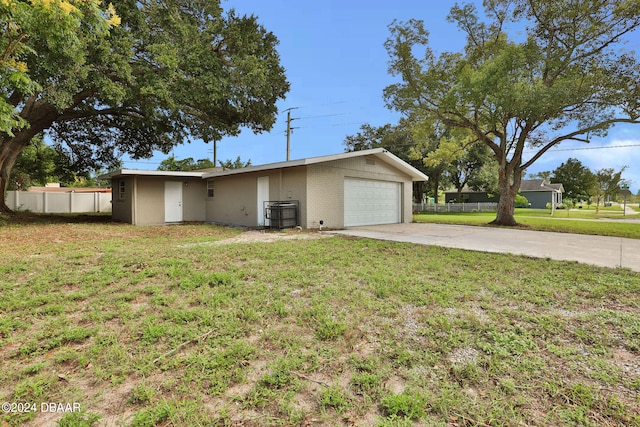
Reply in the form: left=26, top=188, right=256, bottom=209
left=180, top=229, right=334, bottom=247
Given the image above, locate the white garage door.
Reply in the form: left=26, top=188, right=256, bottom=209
left=344, top=178, right=401, bottom=227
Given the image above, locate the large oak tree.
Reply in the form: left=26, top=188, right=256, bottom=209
left=384, top=0, right=640, bottom=225
left=0, top=0, right=289, bottom=213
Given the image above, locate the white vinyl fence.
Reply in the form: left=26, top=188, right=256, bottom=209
left=414, top=202, right=497, bottom=213
left=6, top=191, right=112, bottom=213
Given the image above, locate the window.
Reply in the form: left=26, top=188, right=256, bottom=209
left=119, top=180, right=125, bottom=200
left=207, top=180, right=214, bottom=198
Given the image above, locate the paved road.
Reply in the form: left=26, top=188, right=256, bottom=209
left=328, top=223, right=640, bottom=272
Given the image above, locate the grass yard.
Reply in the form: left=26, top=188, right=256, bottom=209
left=0, top=216, right=639, bottom=426
left=414, top=209, right=640, bottom=239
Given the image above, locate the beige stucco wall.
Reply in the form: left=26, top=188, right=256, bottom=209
left=136, top=177, right=206, bottom=225
left=305, top=155, right=413, bottom=228
left=205, top=157, right=415, bottom=229
left=135, top=177, right=164, bottom=225
left=279, top=166, right=307, bottom=224
left=182, top=179, right=207, bottom=222
left=205, top=174, right=257, bottom=227
left=205, top=167, right=307, bottom=227
left=111, top=176, right=205, bottom=225
left=111, top=177, right=133, bottom=223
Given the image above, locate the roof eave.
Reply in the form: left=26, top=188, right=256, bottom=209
left=98, top=169, right=205, bottom=180
left=372, top=149, right=429, bottom=181
left=203, top=148, right=429, bottom=181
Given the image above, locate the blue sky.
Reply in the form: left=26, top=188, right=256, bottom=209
left=123, top=0, right=640, bottom=193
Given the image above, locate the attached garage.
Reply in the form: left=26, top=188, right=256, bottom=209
left=344, top=178, right=401, bottom=227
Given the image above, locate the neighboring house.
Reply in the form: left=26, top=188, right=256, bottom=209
left=519, top=179, right=564, bottom=209
left=99, top=148, right=428, bottom=228
left=444, top=179, right=564, bottom=209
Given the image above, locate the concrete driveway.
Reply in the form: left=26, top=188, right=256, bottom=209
left=328, top=223, right=640, bottom=272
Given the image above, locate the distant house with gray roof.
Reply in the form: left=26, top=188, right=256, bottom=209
left=519, top=179, right=564, bottom=209
left=445, top=179, right=564, bottom=209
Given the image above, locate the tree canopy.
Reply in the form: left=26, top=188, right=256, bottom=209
left=384, top=0, right=640, bottom=225
left=1, top=0, right=118, bottom=134
left=594, top=167, right=628, bottom=209
left=0, top=0, right=289, bottom=213
left=550, top=158, right=596, bottom=202
left=219, top=156, right=252, bottom=170
left=7, top=135, right=105, bottom=189
left=158, top=156, right=216, bottom=172
left=157, top=155, right=251, bottom=171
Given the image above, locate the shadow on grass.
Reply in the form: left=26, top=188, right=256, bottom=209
left=0, top=211, right=114, bottom=225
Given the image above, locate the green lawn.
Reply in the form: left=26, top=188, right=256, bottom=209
left=1, top=217, right=639, bottom=426
left=414, top=209, right=640, bottom=239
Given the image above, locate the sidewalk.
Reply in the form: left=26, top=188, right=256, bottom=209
left=328, top=223, right=640, bottom=272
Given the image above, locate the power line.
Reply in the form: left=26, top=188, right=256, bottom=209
left=283, top=101, right=347, bottom=111
left=298, top=121, right=367, bottom=130
left=551, top=143, right=640, bottom=152
left=524, top=143, right=640, bottom=154
left=298, top=113, right=347, bottom=120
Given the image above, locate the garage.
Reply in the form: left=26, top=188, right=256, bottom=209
left=344, top=178, right=401, bottom=227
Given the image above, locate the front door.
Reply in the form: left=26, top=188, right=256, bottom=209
left=257, top=176, right=269, bottom=227
left=164, top=181, right=183, bottom=222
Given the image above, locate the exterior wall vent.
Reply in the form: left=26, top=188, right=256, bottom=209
left=365, top=157, right=376, bottom=165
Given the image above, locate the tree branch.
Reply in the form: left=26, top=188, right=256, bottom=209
left=57, top=106, right=144, bottom=122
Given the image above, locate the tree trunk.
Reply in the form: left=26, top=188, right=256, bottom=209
left=1, top=99, right=62, bottom=214
left=432, top=174, right=440, bottom=204
left=0, top=131, right=47, bottom=214
left=0, top=137, right=27, bottom=214
left=412, top=181, right=425, bottom=203
left=0, top=176, right=13, bottom=214
left=490, top=165, right=521, bottom=226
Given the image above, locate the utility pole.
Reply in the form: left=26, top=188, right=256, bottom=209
left=284, top=107, right=299, bottom=161
left=207, top=139, right=218, bottom=167
left=286, top=110, right=292, bottom=161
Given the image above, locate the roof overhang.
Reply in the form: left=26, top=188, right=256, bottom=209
left=203, top=148, right=429, bottom=181
left=98, top=169, right=205, bottom=180
left=521, top=187, right=563, bottom=193
left=98, top=149, right=429, bottom=183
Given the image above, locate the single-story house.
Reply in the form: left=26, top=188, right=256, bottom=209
left=444, top=179, right=564, bottom=209
left=519, top=179, right=564, bottom=209
left=99, top=148, right=428, bottom=228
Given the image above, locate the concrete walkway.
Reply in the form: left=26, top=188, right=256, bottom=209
left=328, top=223, right=640, bottom=272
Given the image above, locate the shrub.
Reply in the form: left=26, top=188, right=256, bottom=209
left=515, top=193, right=530, bottom=208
